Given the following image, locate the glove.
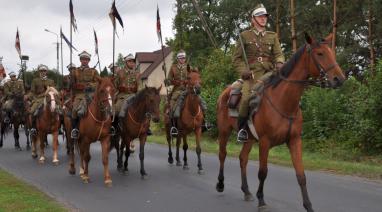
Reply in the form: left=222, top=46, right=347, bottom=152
left=276, top=62, right=284, bottom=71
left=241, top=71, right=252, bottom=80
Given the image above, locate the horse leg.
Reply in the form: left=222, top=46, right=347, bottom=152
left=38, top=133, right=46, bottom=164
left=101, top=137, right=112, bottom=187
left=14, top=125, right=21, bottom=151
left=123, top=139, right=131, bottom=174
left=139, top=136, right=148, bottom=179
left=166, top=124, right=174, bottom=164
left=182, top=135, right=189, bottom=170
left=81, top=138, right=91, bottom=183
left=52, top=130, right=59, bottom=165
left=288, top=138, right=314, bottom=212
left=79, top=138, right=86, bottom=179
left=195, top=128, right=204, bottom=174
left=239, top=140, right=254, bottom=201
left=68, top=136, right=76, bottom=175
left=216, top=130, right=230, bottom=192
left=0, top=124, right=4, bottom=148
left=256, top=137, right=270, bottom=208
left=175, top=135, right=182, bottom=166
left=25, top=124, right=31, bottom=151
left=31, top=135, right=38, bottom=159
left=114, top=135, right=123, bottom=172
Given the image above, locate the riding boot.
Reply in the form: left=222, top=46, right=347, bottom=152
left=71, top=118, right=80, bottom=139
left=170, top=118, right=178, bottom=136
left=237, top=116, right=249, bottom=143
left=30, top=116, right=37, bottom=136
left=146, top=128, right=153, bottom=136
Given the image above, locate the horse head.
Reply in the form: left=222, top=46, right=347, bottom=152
left=44, top=86, right=59, bottom=113
left=96, top=77, right=116, bottom=116
left=305, top=32, right=346, bottom=88
left=142, top=85, right=162, bottom=123
left=186, top=68, right=202, bottom=95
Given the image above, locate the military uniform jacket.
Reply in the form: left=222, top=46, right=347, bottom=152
left=31, top=78, right=55, bottom=98
left=233, top=28, right=285, bottom=75
left=71, top=65, right=99, bottom=95
left=168, top=63, right=189, bottom=91
left=4, top=79, right=25, bottom=99
left=114, top=68, right=140, bottom=94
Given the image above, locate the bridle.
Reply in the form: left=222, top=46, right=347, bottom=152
left=279, top=41, right=339, bottom=87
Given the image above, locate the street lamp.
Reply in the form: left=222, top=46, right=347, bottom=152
left=44, top=28, right=59, bottom=73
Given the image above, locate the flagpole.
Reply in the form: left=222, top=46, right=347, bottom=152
left=70, top=11, right=73, bottom=65
left=60, top=26, right=64, bottom=88
left=112, top=26, right=115, bottom=76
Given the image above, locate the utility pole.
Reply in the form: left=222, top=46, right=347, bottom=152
left=44, top=28, right=60, bottom=73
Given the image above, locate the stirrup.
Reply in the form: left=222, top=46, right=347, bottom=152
left=170, top=126, right=178, bottom=136
left=30, top=128, right=37, bottom=136
left=237, top=129, right=248, bottom=143
left=71, top=129, right=79, bottom=139
left=3, top=117, right=10, bottom=124
left=110, top=126, right=116, bottom=136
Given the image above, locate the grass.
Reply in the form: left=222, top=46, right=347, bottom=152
left=0, top=169, right=67, bottom=212
left=146, top=132, right=382, bottom=180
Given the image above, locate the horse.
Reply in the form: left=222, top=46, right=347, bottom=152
left=0, top=94, right=29, bottom=151
left=164, top=69, right=205, bottom=173
left=215, top=33, right=346, bottom=212
left=77, top=77, right=116, bottom=186
left=114, top=86, right=161, bottom=178
left=31, top=87, right=61, bottom=165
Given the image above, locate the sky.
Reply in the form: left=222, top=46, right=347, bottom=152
left=0, top=0, right=176, bottom=76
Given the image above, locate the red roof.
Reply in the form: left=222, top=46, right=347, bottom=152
left=137, top=46, right=172, bottom=79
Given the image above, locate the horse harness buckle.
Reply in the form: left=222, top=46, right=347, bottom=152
left=257, top=57, right=263, bottom=63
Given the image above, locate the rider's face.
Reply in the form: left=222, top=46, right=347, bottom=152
left=178, top=57, right=186, bottom=65
left=125, top=60, right=135, bottom=69
left=40, top=70, right=47, bottom=78
left=80, top=57, right=90, bottom=66
left=252, top=15, right=268, bottom=28
left=10, top=75, right=16, bottom=81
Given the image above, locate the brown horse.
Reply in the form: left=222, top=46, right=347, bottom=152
left=215, top=33, right=346, bottom=212
left=31, top=87, right=61, bottom=165
left=77, top=77, right=115, bottom=186
left=165, top=70, right=205, bottom=173
left=115, top=86, right=161, bottom=178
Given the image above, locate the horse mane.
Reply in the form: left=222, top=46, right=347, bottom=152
left=45, top=86, right=59, bottom=95
left=269, top=45, right=307, bottom=87
left=133, top=86, right=158, bottom=104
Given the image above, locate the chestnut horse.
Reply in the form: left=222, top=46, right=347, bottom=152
left=77, top=77, right=115, bottom=186
left=165, top=70, right=205, bottom=173
left=114, top=86, right=161, bottom=178
left=215, top=33, right=346, bottom=212
left=31, top=87, right=61, bottom=165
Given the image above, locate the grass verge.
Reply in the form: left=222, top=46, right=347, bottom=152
left=147, top=134, right=382, bottom=180
left=0, top=169, right=67, bottom=212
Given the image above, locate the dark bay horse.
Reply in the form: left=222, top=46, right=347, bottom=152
left=77, top=77, right=115, bottom=186
left=114, top=86, right=161, bottom=178
left=0, top=94, right=29, bottom=151
left=215, top=33, right=346, bottom=212
left=31, top=87, right=61, bottom=165
left=165, top=70, right=205, bottom=174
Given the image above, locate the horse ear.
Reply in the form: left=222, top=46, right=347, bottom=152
left=304, top=32, right=314, bottom=44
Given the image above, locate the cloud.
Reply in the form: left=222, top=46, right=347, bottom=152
left=0, top=0, right=176, bottom=76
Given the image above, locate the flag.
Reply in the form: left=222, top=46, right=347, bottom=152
left=69, top=0, right=77, bottom=32
left=15, top=29, right=21, bottom=57
left=93, top=29, right=99, bottom=55
left=60, top=28, right=78, bottom=51
left=109, top=0, right=124, bottom=31
left=156, top=5, right=162, bottom=42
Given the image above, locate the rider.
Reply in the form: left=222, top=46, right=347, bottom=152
left=2, top=71, right=25, bottom=124
left=231, top=3, right=285, bottom=142
left=70, top=51, right=100, bottom=139
left=29, top=64, right=56, bottom=135
left=165, top=50, right=209, bottom=135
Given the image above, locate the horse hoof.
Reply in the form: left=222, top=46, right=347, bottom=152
left=244, top=193, right=255, bottom=202
left=15, top=146, right=22, bottom=151
left=31, top=153, right=38, bottom=159
left=105, top=180, right=113, bottom=187
left=198, top=169, right=205, bottom=175
left=258, top=204, right=271, bottom=212
left=68, top=169, right=76, bottom=175
left=123, top=170, right=129, bottom=176
left=168, top=157, right=174, bottom=164
left=141, top=174, right=149, bottom=180
left=39, top=157, right=45, bottom=164
left=216, top=182, right=224, bottom=192
left=81, top=176, right=90, bottom=183
left=183, top=165, right=189, bottom=170
left=52, top=160, right=59, bottom=166
left=176, top=161, right=182, bottom=166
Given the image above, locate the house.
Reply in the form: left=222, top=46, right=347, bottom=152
left=135, top=46, right=173, bottom=95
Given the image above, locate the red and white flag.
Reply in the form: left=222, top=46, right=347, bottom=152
left=156, top=5, right=162, bottom=43
left=94, top=29, right=99, bottom=55
left=15, top=29, right=21, bottom=57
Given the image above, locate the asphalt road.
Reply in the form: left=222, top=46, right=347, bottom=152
left=0, top=132, right=381, bottom=212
